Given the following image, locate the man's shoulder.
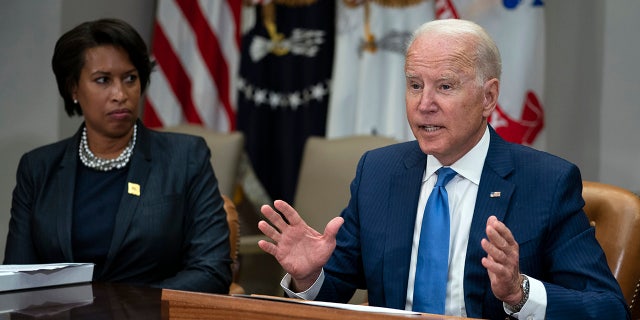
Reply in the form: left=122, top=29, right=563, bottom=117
left=367, top=139, right=419, bottom=156
left=489, top=127, right=576, bottom=168
left=358, top=140, right=423, bottom=173
left=508, top=142, right=576, bottom=168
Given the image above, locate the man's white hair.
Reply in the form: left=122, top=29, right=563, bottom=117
left=406, top=19, right=502, bottom=84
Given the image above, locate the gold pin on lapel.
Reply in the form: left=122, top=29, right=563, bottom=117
left=128, top=182, right=140, bottom=196
left=490, top=191, right=501, bottom=198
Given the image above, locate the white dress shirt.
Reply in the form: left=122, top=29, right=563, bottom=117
left=283, top=127, right=547, bottom=319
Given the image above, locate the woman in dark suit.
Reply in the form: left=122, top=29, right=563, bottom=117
left=3, top=18, right=232, bottom=294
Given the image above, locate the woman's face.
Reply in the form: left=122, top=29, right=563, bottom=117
left=73, top=45, right=140, bottom=139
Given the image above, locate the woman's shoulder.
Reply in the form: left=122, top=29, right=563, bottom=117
left=147, top=128, right=207, bottom=148
left=23, top=136, right=75, bottom=159
left=16, top=137, right=76, bottom=176
left=143, top=128, right=210, bottom=161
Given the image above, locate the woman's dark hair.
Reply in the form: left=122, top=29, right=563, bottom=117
left=51, top=18, right=153, bottom=116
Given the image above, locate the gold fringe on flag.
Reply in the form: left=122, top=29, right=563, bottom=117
left=343, top=0, right=427, bottom=53
left=343, top=0, right=425, bottom=8
left=273, top=0, right=318, bottom=6
left=261, top=2, right=289, bottom=56
left=363, top=1, right=376, bottom=52
left=371, top=0, right=424, bottom=7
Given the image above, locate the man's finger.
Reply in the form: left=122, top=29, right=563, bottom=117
left=258, top=220, right=282, bottom=243
left=273, top=200, right=303, bottom=226
left=486, top=216, right=517, bottom=246
left=485, top=224, right=509, bottom=249
left=261, top=203, right=289, bottom=232
left=323, top=217, right=344, bottom=238
left=482, top=237, right=508, bottom=263
left=257, top=239, right=277, bottom=256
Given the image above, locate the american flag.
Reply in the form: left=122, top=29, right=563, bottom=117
left=143, top=0, right=241, bottom=132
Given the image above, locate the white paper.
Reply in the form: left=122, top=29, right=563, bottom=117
left=0, top=263, right=92, bottom=273
left=0, top=283, right=94, bottom=314
left=234, top=294, right=420, bottom=315
left=0, top=263, right=94, bottom=292
left=299, top=299, right=420, bottom=315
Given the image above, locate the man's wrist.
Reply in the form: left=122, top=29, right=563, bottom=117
left=281, top=270, right=325, bottom=300
left=506, top=274, right=530, bottom=313
left=291, top=270, right=322, bottom=292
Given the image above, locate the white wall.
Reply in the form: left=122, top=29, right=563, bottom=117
left=544, top=0, right=603, bottom=182
left=544, top=0, right=640, bottom=193
left=0, top=1, right=63, bottom=264
left=599, top=1, right=640, bottom=191
left=1, top=1, right=639, bottom=264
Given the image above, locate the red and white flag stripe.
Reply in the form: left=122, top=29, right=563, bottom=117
left=435, top=0, right=460, bottom=19
left=143, top=0, right=241, bottom=131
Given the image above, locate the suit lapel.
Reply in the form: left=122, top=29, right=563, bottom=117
left=464, top=128, right=515, bottom=317
left=383, top=142, right=426, bottom=310
left=56, top=131, right=82, bottom=261
left=101, top=123, right=152, bottom=273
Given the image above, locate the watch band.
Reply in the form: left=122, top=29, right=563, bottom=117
left=507, top=274, right=530, bottom=313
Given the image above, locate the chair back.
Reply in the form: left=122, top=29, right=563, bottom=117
left=222, top=194, right=244, bottom=294
left=161, top=125, right=244, bottom=198
left=582, top=180, right=640, bottom=316
left=294, top=135, right=396, bottom=232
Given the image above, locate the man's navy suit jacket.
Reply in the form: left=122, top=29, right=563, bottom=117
left=316, top=127, right=628, bottom=319
left=4, top=122, right=232, bottom=293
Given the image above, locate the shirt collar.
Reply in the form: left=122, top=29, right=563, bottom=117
left=424, top=126, right=490, bottom=185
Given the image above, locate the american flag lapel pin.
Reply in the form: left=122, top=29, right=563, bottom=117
left=490, top=191, right=501, bottom=198
left=128, top=182, right=141, bottom=196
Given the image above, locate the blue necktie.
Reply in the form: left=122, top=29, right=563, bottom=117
left=413, top=167, right=457, bottom=314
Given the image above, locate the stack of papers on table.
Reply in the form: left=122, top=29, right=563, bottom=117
left=0, top=263, right=94, bottom=292
left=0, top=283, right=94, bottom=315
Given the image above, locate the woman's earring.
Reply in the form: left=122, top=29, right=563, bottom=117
left=73, top=99, right=78, bottom=104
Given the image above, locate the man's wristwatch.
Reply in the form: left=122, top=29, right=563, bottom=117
left=507, top=274, right=530, bottom=313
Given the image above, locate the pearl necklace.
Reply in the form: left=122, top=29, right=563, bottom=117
left=79, top=125, right=137, bottom=171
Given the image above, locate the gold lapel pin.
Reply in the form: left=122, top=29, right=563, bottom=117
left=490, top=191, right=501, bottom=198
left=128, top=182, right=141, bottom=196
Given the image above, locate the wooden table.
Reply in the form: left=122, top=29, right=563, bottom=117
left=161, top=289, right=474, bottom=320
left=0, top=283, right=479, bottom=319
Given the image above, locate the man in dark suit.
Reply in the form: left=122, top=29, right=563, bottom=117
left=257, top=19, right=629, bottom=319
